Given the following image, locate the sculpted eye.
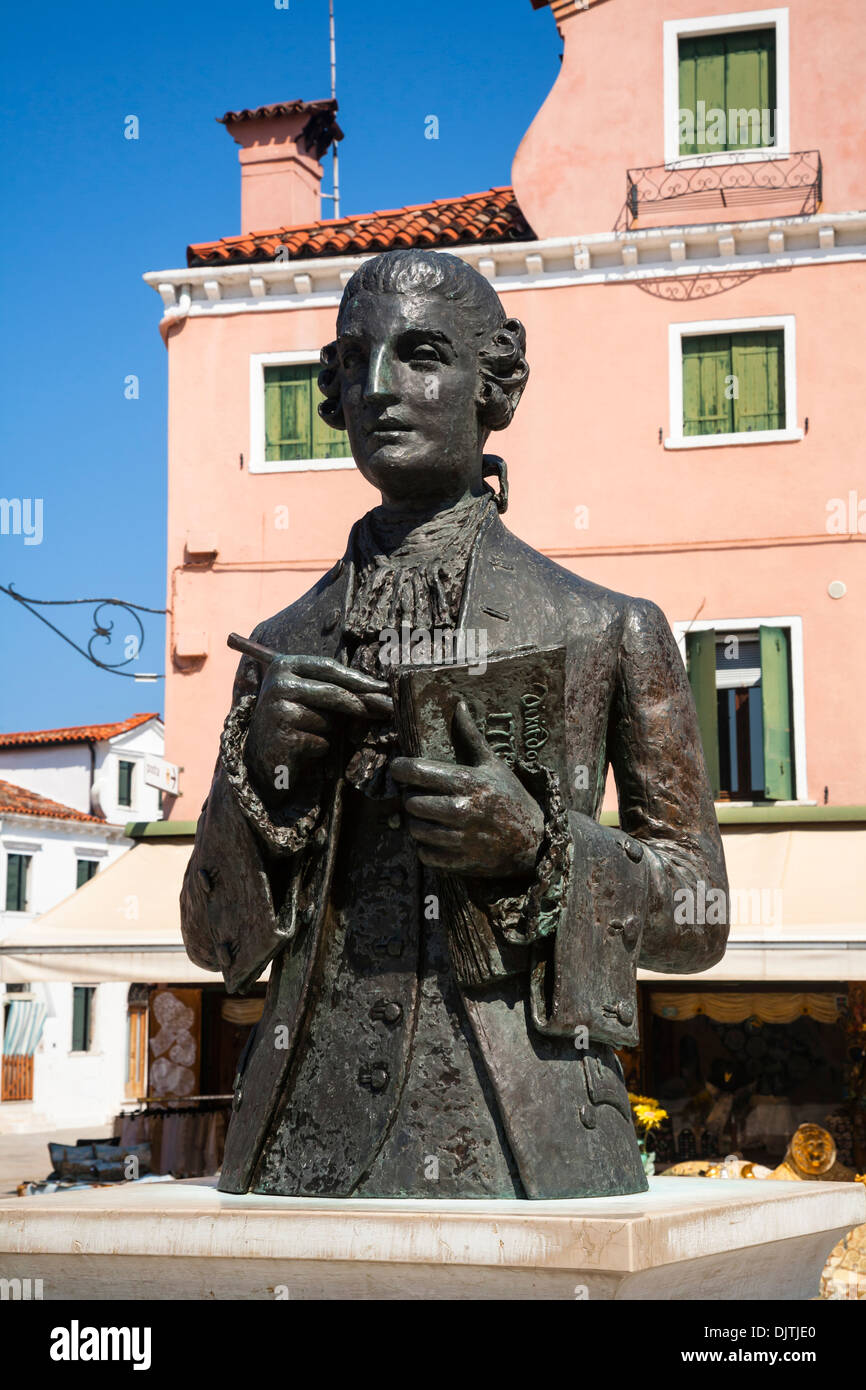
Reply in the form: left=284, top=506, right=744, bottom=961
left=340, top=346, right=365, bottom=370
left=410, top=343, right=442, bottom=363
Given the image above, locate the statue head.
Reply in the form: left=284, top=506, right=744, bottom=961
left=318, top=249, right=528, bottom=509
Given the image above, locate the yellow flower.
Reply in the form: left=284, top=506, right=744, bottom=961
left=629, top=1095, right=668, bottom=1133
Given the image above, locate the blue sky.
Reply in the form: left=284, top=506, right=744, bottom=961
left=0, top=0, right=559, bottom=732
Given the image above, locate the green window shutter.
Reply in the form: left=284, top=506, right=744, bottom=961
left=6, top=854, right=25, bottom=912
left=730, top=330, right=785, bottom=433
left=265, top=363, right=352, bottom=463
left=760, top=625, right=793, bottom=799
left=686, top=630, right=721, bottom=797
left=77, top=860, right=97, bottom=889
left=679, top=29, right=775, bottom=156
left=118, top=760, right=134, bottom=807
left=311, top=385, right=352, bottom=460
left=725, top=29, right=775, bottom=151
left=682, top=334, right=734, bottom=436
left=678, top=38, right=700, bottom=157
left=72, top=987, right=90, bottom=1052
left=679, top=35, right=726, bottom=156
left=264, top=365, right=312, bottom=462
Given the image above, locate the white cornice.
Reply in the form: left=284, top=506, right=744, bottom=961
left=0, top=813, right=129, bottom=841
left=144, top=210, right=866, bottom=324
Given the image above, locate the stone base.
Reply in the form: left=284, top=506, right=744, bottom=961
left=1, top=1176, right=863, bottom=1300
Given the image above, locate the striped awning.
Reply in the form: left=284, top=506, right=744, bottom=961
left=2, top=998, right=47, bottom=1055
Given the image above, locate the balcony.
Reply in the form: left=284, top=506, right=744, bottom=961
left=619, top=150, right=822, bottom=231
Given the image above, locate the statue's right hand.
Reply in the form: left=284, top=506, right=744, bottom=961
left=243, top=654, right=392, bottom=803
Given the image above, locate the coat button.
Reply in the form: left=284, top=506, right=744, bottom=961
left=321, top=606, right=342, bottom=634
left=387, top=813, right=401, bottom=830
left=371, top=1000, right=403, bottom=1024
left=623, top=838, right=644, bottom=863
left=616, top=1000, right=635, bottom=1026
left=359, top=1065, right=389, bottom=1091
left=622, top=917, right=640, bottom=951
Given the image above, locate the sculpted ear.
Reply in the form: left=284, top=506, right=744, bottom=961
left=317, top=340, right=347, bottom=432
left=476, top=317, right=529, bottom=430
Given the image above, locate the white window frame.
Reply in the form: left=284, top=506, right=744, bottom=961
left=673, top=614, right=809, bottom=803
left=663, top=8, right=791, bottom=169
left=249, top=350, right=355, bottom=475
left=666, top=313, right=801, bottom=449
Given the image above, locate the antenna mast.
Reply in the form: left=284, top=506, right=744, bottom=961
left=329, top=0, right=340, bottom=219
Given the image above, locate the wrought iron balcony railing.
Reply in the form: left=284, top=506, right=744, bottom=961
left=621, top=150, right=822, bottom=230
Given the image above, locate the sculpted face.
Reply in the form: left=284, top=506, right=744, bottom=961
left=336, top=289, right=487, bottom=509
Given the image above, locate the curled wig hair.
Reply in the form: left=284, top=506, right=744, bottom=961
left=317, top=249, right=529, bottom=434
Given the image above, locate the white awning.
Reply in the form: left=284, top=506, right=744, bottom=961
left=640, top=825, right=866, bottom=983
left=0, top=840, right=214, bottom=985
left=3, top=824, right=861, bottom=988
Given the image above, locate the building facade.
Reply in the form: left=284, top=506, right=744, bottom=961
left=145, top=0, right=865, bottom=1166
left=0, top=716, right=165, bottom=1134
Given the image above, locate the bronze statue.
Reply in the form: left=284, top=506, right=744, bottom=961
left=181, top=249, right=729, bottom=1199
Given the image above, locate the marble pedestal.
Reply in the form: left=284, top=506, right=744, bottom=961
left=1, top=1176, right=863, bottom=1300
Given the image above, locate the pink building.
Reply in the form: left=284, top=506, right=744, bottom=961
left=145, top=1, right=866, bottom=1165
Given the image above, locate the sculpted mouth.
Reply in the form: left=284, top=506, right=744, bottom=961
left=365, top=419, right=412, bottom=435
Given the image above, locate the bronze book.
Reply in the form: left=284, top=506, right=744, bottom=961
left=389, top=643, right=568, bottom=779
left=389, top=644, right=569, bottom=987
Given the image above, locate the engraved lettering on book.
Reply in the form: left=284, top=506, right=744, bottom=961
left=390, top=645, right=567, bottom=784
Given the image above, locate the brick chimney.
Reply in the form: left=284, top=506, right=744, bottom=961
left=218, top=99, right=343, bottom=233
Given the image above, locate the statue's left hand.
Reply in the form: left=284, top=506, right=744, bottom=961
left=391, top=700, right=544, bottom=878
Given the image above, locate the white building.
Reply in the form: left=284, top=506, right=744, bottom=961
left=0, top=715, right=165, bottom=1135
left=0, top=712, right=165, bottom=827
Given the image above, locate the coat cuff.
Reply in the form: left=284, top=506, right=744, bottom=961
left=219, top=694, right=327, bottom=856
left=468, top=760, right=573, bottom=947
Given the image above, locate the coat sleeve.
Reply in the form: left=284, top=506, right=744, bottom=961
left=528, top=598, right=729, bottom=1048
left=609, top=597, right=729, bottom=975
left=179, top=636, right=328, bottom=995
left=180, top=759, right=290, bottom=994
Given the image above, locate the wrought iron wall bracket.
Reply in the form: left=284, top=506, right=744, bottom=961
left=0, top=582, right=167, bottom=679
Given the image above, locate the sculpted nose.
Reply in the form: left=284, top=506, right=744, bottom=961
left=364, top=345, right=398, bottom=404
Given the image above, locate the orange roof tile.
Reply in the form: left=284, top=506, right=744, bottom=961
left=187, top=186, right=534, bottom=267
left=0, top=713, right=160, bottom=749
left=217, top=97, right=339, bottom=126
left=0, top=779, right=105, bottom=824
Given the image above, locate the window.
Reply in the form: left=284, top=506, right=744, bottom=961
left=249, top=352, right=355, bottom=474
left=5, top=854, right=31, bottom=912
left=71, top=986, right=96, bottom=1053
left=667, top=316, right=801, bottom=448
left=118, top=759, right=134, bottom=807
left=677, top=618, right=807, bottom=802
left=663, top=10, right=790, bottom=167
left=678, top=28, right=776, bottom=156
left=264, top=363, right=351, bottom=465
left=76, top=859, right=98, bottom=889
left=683, top=330, right=784, bottom=435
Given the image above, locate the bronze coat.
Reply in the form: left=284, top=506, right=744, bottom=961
left=181, top=507, right=728, bottom=1195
